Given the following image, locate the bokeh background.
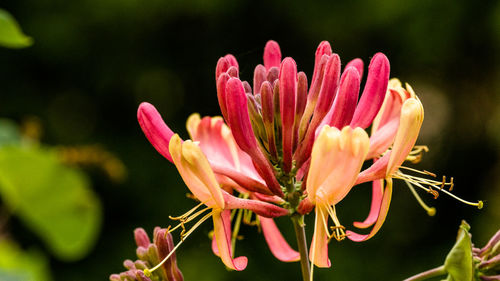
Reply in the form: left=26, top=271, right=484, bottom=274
left=1, top=0, right=500, bottom=280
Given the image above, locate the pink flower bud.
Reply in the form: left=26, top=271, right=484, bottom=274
left=345, top=58, right=364, bottom=79
left=137, top=102, right=175, bottom=162
left=264, top=40, right=282, bottom=70
left=350, top=53, right=390, bottom=128
left=134, top=228, right=151, bottom=248
left=225, top=78, right=283, bottom=196
left=154, top=228, right=184, bottom=281
left=253, top=64, right=267, bottom=95
left=327, top=66, right=360, bottom=128
left=279, top=57, right=298, bottom=173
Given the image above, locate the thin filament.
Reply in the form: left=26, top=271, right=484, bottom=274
left=144, top=211, right=212, bottom=277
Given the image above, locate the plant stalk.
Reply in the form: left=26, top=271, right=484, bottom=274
left=292, top=215, right=311, bottom=281
left=403, top=265, right=446, bottom=281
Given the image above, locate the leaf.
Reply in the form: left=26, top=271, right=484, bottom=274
left=0, top=9, right=33, bottom=48
left=444, top=220, right=474, bottom=281
left=0, top=239, right=52, bottom=281
left=0, top=146, right=101, bottom=260
left=0, top=119, right=21, bottom=147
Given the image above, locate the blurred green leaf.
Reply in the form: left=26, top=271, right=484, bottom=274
left=0, top=239, right=52, bottom=281
left=0, top=119, right=21, bottom=147
left=0, top=146, right=101, bottom=260
left=444, top=221, right=474, bottom=281
left=0, top=9, right=33, bottom=48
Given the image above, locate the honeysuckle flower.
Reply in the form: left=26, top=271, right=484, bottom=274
left=306, top=126, right=370, bottom=268
left=164, top=134, right=289, bottom=271
left=136, top=39, right=482, bottom=280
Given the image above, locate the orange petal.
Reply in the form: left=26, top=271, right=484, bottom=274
left=169, top=135, right=224, bottom=209
left=309, top=204, right=331, bottom=268
left=347, top=178, right=393, bottom=242
left=353, top=179, right=384, bottom=229
left=387, top=98, right=424, bottom=175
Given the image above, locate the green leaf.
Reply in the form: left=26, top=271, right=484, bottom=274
left=0, top=119, right=21, bottom=147
left=0, top=239, right=52, bottom=281
left=0, top=146, right=101, bottom=260
left=444, top=221, right=474, bottom=281
left=0, top=9, right=33, bottom=48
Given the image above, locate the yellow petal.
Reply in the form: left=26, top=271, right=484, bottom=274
left=169, top=135, right=225, bottom=209
left=387, top=98, right=424, bottom=176
left=309, top=203, right=331, bottom=268
left=307, top=126, right=369, bottom=205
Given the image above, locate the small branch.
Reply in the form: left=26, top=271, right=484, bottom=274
left=292, top=215, right=311, bottom=281
left=403, top=265, right=446, bottom=281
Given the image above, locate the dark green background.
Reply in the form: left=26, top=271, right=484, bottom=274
left=1, top=0, right=500, bottom=280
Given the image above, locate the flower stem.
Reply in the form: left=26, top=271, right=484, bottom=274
left=292, top=215, right=311, bottom=281
left=403, top=265, right=446, bottom=281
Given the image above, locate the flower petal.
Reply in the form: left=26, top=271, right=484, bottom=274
left=169, top=135, right=224, bottom=209
left=309, top=204, right=331, bottom=268
left=259, top=216, right=300, bottom=262
left=387, top=98, right=424, bottom=175
left=352, top=179, right=384, bottom=229
left=213, top=209, right=248, bottom=271
left=307, top=126, right=369, bottom=205
left=137, top=102, right=175, bottom=162
left=347, top=178, right=393, bottom=242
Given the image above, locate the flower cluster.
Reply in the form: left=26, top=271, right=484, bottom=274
left=110, top=227, right=183, bottom=281
left=136, top=40, right=482, bottom=276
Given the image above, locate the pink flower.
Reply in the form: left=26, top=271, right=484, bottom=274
left=138, top=40, right=480, bottom=275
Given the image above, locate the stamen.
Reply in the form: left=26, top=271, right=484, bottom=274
left=406, top=145, right=429, bottom=164
left=404, top=180, right=436, bottom=216
left=324, top=205, right=346, bottom=242
left=394, top=170, right=482, bottom=209
left=144, top=211, right=212, bottom=277
left=167, top=206, right=211, bottom=234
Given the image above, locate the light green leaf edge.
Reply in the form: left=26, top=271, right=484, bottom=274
left=0, top=9, right=33, bottom=48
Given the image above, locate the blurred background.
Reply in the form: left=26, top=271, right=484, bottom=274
left=0, top=0, right=499, bottom=280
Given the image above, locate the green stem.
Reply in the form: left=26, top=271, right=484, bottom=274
left=403, top=265, right=446, bottom=281
left=292, top=215, right=311, bottom=281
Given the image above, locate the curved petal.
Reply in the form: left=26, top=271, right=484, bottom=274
left=186, top=113, right=272, bottom=195
left=309, top=204, right=331, bottom=268
left=307, top=126, right=369, bottom=205
left=259, top=216, right=300, bottom=262
left=387, top=98, right=424, bottom=175
left=355, top=152, right=390, bottom=185
left=353, top=179, right=384, bottom=229
left=213, top=209, right=248, bottom=271
left=137, top=102, right=176, bottom=162
left=347, top=178, right=393, bottom=242
left=169, top=135, right=224, bottom=209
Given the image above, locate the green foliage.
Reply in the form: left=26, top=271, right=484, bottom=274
left=0, top=146, right=101, bottom=261
left=444, top=221, right=474, bottom=281
left=0, top=8, right=33, bottom=48
left=0, top=239, right=52, bottom=281
left=0, top=119, right=22, bottom=147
